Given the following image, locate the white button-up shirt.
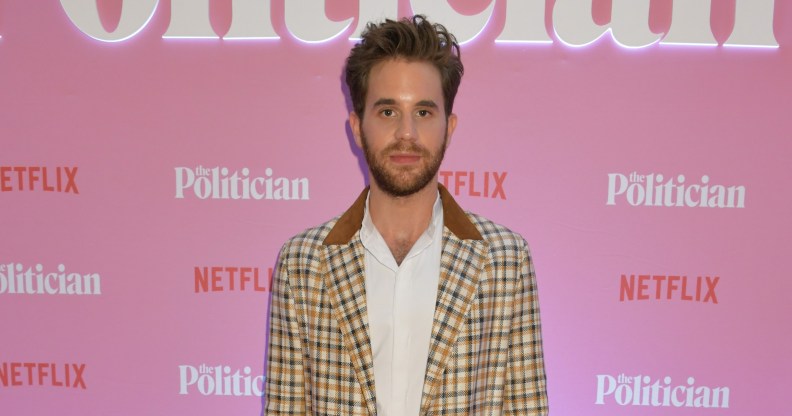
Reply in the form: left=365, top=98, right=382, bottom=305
left=360, top=192, right=443, bottom=416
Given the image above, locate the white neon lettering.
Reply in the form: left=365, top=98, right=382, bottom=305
left=226, top=0, right=278, bottom=39
left=610, top=0, right=660, bottom=48
left=284, top=0, right=353, bottom=43
left=553, top=0, right=610, bottom=47
left=661, top=0, right=717, bottom=46
left=53, top=0, right=782, bottom=48
left=554, top=0, right=659, bottom=48
left=725, top=0, right=778, bottom=48
left=351, top=0, right=397, bottom=40
left=410, top=0, right=495, bottom=44
left=496, top=0, right=551, bottom=43
left=59, top=0, right=159, bottom=42
left=164, top=0, right=217, bottom=39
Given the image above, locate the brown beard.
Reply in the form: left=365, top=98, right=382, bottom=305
left=361, top=131, right=447, bottom=197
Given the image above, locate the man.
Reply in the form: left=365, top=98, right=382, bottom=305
left=266, top=15, right=548, bottom=415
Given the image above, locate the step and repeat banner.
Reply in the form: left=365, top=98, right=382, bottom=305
left=2, top=1, right=790, bottom=415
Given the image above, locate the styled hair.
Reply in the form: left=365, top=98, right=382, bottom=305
left=345, top=15, right=463, bottom=118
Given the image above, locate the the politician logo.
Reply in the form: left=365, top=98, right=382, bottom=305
left=0, top=362, right=87, bottom=389
left=439, top=171, right=507, bottom=200
left=596, top=373, right=729, bottom=408
left=607, top=172, right=745, bottom=208
left=0, top=263, right=101, bottom=295
left=58, top=0, right=779, bottom=48
left=194, top=266, right=273, bottom=293
left=0, top=166, right=79, bottom=194
left=179, top=364, right=263, bottom=396
left=175, top=166, right=309, bottom=200
left=620, top=274, right=719, bottom=304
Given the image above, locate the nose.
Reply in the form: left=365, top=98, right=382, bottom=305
left=395, top=114, right=417, bottom=141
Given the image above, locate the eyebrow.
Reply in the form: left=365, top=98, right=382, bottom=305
left=416, top=100, right=439, bottom=109
left=371, top=98, right=439, bottom=109
left=372, top=98, right=396, bottom=107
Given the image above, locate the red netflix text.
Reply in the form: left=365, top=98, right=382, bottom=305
left=194, top=266, right=273, bottom=293
left=620, top=274, right=719, bottom=304
left=0, top=362, right=86, bottom=389
left=439, top=171, right=507, bottom=199
left=0, top=166, right=79, bottom=193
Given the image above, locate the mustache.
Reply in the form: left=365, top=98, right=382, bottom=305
left=382, top=142, right=430, bottom=155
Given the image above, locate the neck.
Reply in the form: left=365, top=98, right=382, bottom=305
left=368, top=180, right=437, bottom=250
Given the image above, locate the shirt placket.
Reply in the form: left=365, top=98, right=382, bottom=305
left=392, top=259, right=409, bottom=416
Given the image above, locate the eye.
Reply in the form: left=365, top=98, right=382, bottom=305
left=381, top=109, right=395, bottom=117
left=417, top=109, right=431, bottom=117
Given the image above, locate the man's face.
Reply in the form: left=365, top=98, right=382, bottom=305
left=350, top=59, right=457, bottom=197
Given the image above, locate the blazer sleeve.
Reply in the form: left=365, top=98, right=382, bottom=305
left=265, top=247, right=310, bottom=414
left=503, top=242, right=549, bottom=415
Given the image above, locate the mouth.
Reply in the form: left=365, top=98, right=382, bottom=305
left=389, top=153, right=422, bottom=164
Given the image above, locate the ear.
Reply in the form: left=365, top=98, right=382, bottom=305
left=350, top=111, right=363, bottom=149
left=445, top=113, right=458, bottom=149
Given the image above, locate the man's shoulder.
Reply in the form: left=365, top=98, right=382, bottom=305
left=280, top=216, right=340, bottom=254
left=464, top=211, right=529, bottom=252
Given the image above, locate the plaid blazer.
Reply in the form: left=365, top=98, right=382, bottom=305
left=266, top=185, right=548, bottom=415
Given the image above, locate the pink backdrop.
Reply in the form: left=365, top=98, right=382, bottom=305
left=2, top=1, right=790, bottom=414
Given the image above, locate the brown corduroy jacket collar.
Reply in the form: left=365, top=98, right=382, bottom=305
left=322, top=183, right=483, bottom=245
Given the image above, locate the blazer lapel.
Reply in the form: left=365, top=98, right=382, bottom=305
left=323, top=236, right=378, bottom=415
left=420, top=229, right=488, bottom=412
left=320, top=184, right=483, bottom=414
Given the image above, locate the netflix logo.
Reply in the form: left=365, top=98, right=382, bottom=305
left=0, top=362, right=86, bottom=389
left=620, top=274, right=720, bottom=304
left=439, top=171, right=507, bottom=199
left=0, top=166, right=79, bottom=194
left=194, top=266, right=273, bottom=293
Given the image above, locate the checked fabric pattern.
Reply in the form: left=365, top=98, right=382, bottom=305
left=266, top=185, right=548, bottom=415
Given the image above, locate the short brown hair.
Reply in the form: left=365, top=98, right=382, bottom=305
left=345, top=15, right=463, bottom=118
